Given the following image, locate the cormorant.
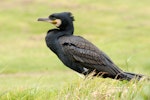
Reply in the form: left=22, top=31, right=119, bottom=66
left=38, top=12, right=143, bottom=81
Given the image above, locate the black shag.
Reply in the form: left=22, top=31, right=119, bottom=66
left=38, top=12, right=143, bottom=81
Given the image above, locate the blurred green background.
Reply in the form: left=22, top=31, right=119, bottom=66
left=0, top=0, right=150, bottom=99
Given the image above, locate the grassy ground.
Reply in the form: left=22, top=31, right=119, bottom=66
left=0, top=0, right=150, bottom=99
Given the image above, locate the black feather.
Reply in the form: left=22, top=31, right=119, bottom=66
left=39, top=12, right=144, bottom=81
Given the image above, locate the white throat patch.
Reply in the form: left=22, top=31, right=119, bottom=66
left=55, top=19, right=62, bottom=27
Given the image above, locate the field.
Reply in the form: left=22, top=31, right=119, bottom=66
left=0, top=0, right=150, bottom=100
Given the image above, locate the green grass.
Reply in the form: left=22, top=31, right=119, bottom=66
left=0, top=0, right=150, bottom=99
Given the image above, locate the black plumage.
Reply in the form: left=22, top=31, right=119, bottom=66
left=38, top=12, right=143, bottom=81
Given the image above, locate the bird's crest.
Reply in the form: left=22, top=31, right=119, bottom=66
left=68, top=12, right=75, bottom=21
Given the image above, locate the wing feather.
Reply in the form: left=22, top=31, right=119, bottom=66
left=59, top=36, right=107, bottom=65
left=58, top=36, right=123, bottom=75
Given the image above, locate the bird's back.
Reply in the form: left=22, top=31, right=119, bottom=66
left=58, top=35, right=124, bottom=78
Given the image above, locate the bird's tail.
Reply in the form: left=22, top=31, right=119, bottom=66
left=120, top=72, right=144, bottom=81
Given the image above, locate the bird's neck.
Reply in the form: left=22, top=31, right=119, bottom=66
left=60, top=23, right=74, bottom=35
left=46, top=29, right=65, bottom=54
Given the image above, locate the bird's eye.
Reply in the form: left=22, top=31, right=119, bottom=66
left=49, top=15, right=56, bottom=20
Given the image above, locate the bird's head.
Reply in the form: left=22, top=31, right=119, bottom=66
left=38, top=12, right=74, bottom=30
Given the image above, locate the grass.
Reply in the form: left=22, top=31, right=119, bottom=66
left=0, top=0, right=150, bottom=99
left=58, top=77, right=150, bottom=100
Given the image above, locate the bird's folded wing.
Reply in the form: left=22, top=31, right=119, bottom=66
left=59, top=36, right=123, bottom=75
left=59, top=36, right=108, bottom=66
